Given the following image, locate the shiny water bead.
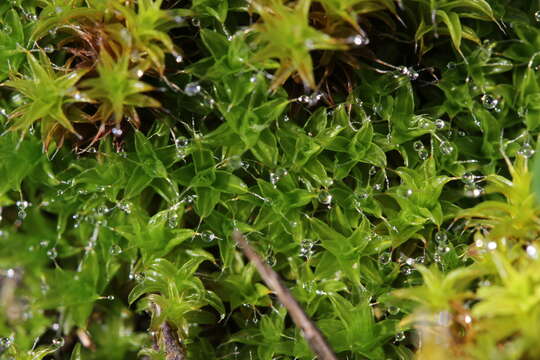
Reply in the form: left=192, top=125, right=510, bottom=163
left=47, top=248, right=58, bottom=259
left=464, top=184, right=483, bottom=198
left=109, top=244, right=122, bottom=255
left=184, top=82, right=201, bottom=96
left=318, top=191, right=332, bottom=205
left=399, top=66, right=419, bottom=80
left=300, top=239, right=315, bottom=259
left=462, top=172, right=475, bottom=184
left=418, top=149, right=429, bottom=160
left=52, top=337, right=65, bottom=348
left=111, top=127, right=123, bottom=137
left=0, top=336, right=13, bottom=348
left=191, top=17, right=200, bottom=27
left=298, top=95, right=310, bottom=103
left=394, top=332, right=406, bottom=342
left=526, top=245, right=538, bottom=259
left=518, top=143, right=535, bottom=158
left=535, top=10, right=540, bottom=22
left=201, top=230, right=217, bottom=243
left=379, top=251, right=392, bottom=264
left=434, top=119, right=446, bottom=129
left=44, top=44, right=54, bottom=53
left=413, top=140, right=424, bottom=152
left=434, top=231, right=448, bottom=243
left=348, top=34, right=370, bottom=46
left=368, top=166, right=378, bottom=176
left=227, top=155, right=243, bottom=170
left=481, top=94, right=498, bottom=110
left=440, top=142, right=454, bottom=155
left=387, top=306, right=400, bottom=315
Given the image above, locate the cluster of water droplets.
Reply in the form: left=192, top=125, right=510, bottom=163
left=412, top=140, right=429, bottom=160
left=269, top=168, right=288, bottom=186
left=462, top=172, right=484, bottom=198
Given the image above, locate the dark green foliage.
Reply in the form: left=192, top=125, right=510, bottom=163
left=1, top=0, right=540, bottom=359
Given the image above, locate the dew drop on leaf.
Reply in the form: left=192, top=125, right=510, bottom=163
left=47, top=248, right=58, bottom=259
left=110, top=244, right=122, bottom=255
left=379, top=251, right=392, bottom=265
left=318, top=191, right=332, bottom=205
left=434, top=231, right=448, bottom=243
left=387, top=306, right=400, bottom=315
left=526, top=245, right=538, bottom=259
left=518, top=143, right=535, bottom=158
left=112, top=127, right=123, bottom=137
left=184, top=82, right=201, bottom=96
left=535, top=10, right=540, bottom=22
left=464, top=184, right=483, bottom=198
left=347, top=34, right=370, bottom=46
left=394, top=332, right=406, bottom=342
left=201, top=230, right=217, bottom=243
left=52, top=337, right=64, bottom=348
left=440, top=141, right=454, bottom=155
left=434, top=119, right=446, bottom=129
left=418, top=149, right=429, bottom=160
left=481, top=94, right=498, bottom=110
left=413, top=141, right=424, bottom=152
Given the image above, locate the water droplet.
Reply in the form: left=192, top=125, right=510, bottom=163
left=184, top=82, right=201, bottom=96
left=379, top=251, right=392, bottom=265
left=44, top=44, right=54, bottom=53
left=481, top=94, right=499, bottom=110
left=418, top=149, right=429, bottom=160
left=270, top=168, right=288, bottom=186
left=0, top=336, right=13, bottom=348
left=201, top=230, right=217, bottom=243
left=47, top=248, right=58, bottom=259
left=300, top=239, right=315, bottom=259
left=434, top=231, right=447, bottom=243
left=440, top=141, right=454, bottom=155
left=387, top=306, right=400, bottom=315
left=368, top=166, right=377, bottom=176
left=227, top=155, right=243, bottom=170
left=401, top=266, right=413, bottom=275
left=373, top=183, right=383, bottom=191
left=434, top=119, right=446, bottom=129
left=52, top=337, right=64, bottom=348
left=110, top=244, right=122, bottom=255
left=535, top=11, right=540, bottom=22
left=464, top=184, right=483, bottom=198
left=527, top=244, right=538, bottom=259
left=464, top=314, right=472, bottom=324
left=112, top=127, right=123, bottom=137
left=405, top=257, right=415, bottom=266
left=167, top=214, right=178, bottom=228
left=399, top=66, right=419, bottom=80
left=105, top=295, right=115, bottom=300
left=175, top=54, right=183, bottom=63
left=347, top=34, right=369, bottom=46
left=404, top=188, right=413, bottom=197
left=174, top=15, right=185, bottom=24
left=518, top=143, right=535, bottom=158
left=487, top=241, right=497, bottom=251
left=413, top=141, right=424, bottom=152
left=394, top=332, right=406, bottom=342
left=191, top=17, right=200, bottom=27
left=298, top=95, right=310, bottom=103
left=318, top=191, right=332, bottom=205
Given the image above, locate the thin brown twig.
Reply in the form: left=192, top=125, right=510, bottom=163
left=232, top=230, right=338, bottom=360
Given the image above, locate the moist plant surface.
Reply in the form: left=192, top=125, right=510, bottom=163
left=1, top=0, right=540, bottom=359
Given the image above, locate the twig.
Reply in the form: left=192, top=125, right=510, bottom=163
left=232, top=230, right=338, bottom=360
left=160, top=321, right=186, bottom=360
